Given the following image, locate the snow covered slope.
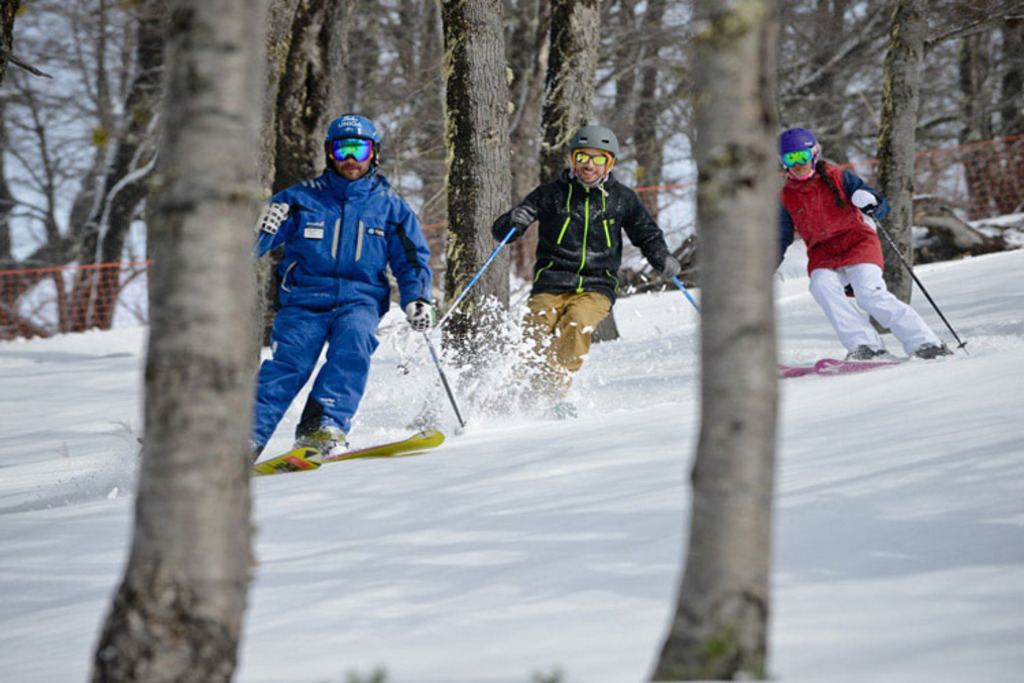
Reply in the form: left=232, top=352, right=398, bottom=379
left=1, top=248, right=1022, bottom=683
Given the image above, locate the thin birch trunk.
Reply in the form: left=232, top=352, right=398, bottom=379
left=91, top=1, right=265, bottom=680
left=652, top=0, right=778, bottom=678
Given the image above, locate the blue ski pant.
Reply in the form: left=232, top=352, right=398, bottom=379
left=251, top=303, right=380, bottom=448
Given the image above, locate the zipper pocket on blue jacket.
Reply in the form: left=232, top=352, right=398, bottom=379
left=355, top=220, right=364, bottom=261
left=331, top=218, right=341, bottom=259
left=281, top=262, right=297, bottom=292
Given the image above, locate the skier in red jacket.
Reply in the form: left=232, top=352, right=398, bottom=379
left=777, top=128, right=951, bottom=360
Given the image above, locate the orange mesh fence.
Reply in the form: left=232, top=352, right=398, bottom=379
left=2, top=136, right=1019, bottom=340
left=0, top=262, right=150, bottom=340
left=841, top=134, right=1024, bottom=220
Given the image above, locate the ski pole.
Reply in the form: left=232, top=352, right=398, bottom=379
left=869, top=211, right=968, bottom=352
left=394, top=228, right=516, bottom=375
left=435, top=227, right=517, bottom=331
left=671, top=276, right=701, bottom=314
left=421, top=331, right=466, bottom=429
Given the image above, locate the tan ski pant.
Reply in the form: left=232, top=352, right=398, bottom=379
left=519, top=291, right=612, bottom=399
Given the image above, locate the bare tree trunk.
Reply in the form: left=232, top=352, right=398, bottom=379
left=1001, top=18, right=1024, bottom=137
left=999, top=18, right=1024, bottom=216
left=507, top=0, right=550, bottom=279
left=412, top=0, right=446, bottom=228
left=876, top=0, right=925, bottom=303
left=326, top=0, right=355, bottom=113
left=272, top=0, right=338, bottom=191
left=0, top=100, right=12, bottom=262
left=958, top=30, right=998, bottom=221
left=259, top=0, right=299, bottom=191
left=633, top=0, right=667, bottom=205
left=508, top=0, right=549, bottom=197
left=0, top=0, right=16, bottom=86
left=91, top=0, right=264, bottom=680
left=539, top=0, right=600, bottom=183
left=257, top=0, right=350, bottom=344
left=255, top=0, right=299, bottom=346
left=68, top=0, right=166, bottom=332
left=652, top=0, right=778, bottom=679
left=610, top=0, right=639, bottom=137
left=440, top=0, right=511, bottom=356
left=805, top=0, right=852, bottom=163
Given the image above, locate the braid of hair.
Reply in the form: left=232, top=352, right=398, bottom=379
left=817, top=160, right=845, bottom=208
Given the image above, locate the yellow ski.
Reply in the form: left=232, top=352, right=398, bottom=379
left=252, top=430, right=444, bottom=477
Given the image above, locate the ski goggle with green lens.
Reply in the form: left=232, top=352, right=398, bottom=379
left=331, top=137, right=374, bottom=163
left=781, top=148, right=814, bottom=168
left=574, top=151, right=611, bottom=166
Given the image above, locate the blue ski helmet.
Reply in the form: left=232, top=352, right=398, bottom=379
left=325, top=114, right=381, bottom=169
left=326, top=114, right=380, bottom=145
left=778, top=127, right=818, bottom=156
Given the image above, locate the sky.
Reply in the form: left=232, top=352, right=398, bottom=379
left=1, top=233, right=1023, bottom=683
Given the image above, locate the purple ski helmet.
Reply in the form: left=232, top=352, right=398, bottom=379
left=778, top=128, right=818, bottom=155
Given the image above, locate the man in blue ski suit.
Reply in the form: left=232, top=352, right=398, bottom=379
left=251, top=114, right=434, bottom=461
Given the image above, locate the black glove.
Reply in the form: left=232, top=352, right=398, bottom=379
left=501, top=204, right=537, bottom=243
left=658, top=255, right=681, bottom=280
left=502, top=224, right=524, bottom=243
left=510, top=204, right=537, bottom=229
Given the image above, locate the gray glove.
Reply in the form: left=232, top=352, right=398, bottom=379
left=405, top=300, right=434, bottom=332
left=658, top=255, right=681, bottom=280
left=256, top=202, right=290, bottom=236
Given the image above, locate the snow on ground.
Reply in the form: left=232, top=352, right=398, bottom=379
left=1, top=246, right=1023, bottom=683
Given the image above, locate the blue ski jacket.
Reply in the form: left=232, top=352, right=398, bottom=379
left=256, top=170, right=432, bottom=317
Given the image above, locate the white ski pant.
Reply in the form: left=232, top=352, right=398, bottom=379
left=808, top=263, right=941, bottom=354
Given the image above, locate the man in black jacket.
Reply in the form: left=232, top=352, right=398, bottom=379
left=491, top=125, right=680, bottom=412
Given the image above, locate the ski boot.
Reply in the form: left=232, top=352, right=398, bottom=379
left=294, top=425, right=349, bottom=456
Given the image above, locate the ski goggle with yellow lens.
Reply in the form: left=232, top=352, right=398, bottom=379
left=573, top=151, right=611, bottom=166
left=331, top=137, right=374, bottom=163
left=781, top=148, right=814, bottom=168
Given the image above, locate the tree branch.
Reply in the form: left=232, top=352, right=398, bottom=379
left=925, top=5, right=1024, bottom=51
left=0, top=46, right=53, bottom=79
left=785, top=7, right=890, bottom=96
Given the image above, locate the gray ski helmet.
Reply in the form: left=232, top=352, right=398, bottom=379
left=570, top=125, right=619, bottom=158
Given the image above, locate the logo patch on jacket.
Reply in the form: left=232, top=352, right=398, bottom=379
left=366, top=226, right=385, bottom=238
left=303, top=221, right=325, bottom=239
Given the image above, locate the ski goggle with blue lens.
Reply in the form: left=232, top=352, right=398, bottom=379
left=781, top=148, right=814, bottom=168
left=331, top=137, right=374, bottom=163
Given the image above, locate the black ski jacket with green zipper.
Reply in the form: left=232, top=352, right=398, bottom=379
left=491, top=169, right=671, bottom=303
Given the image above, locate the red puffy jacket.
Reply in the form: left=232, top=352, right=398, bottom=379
left=780, top=164, right=884, bottom=274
